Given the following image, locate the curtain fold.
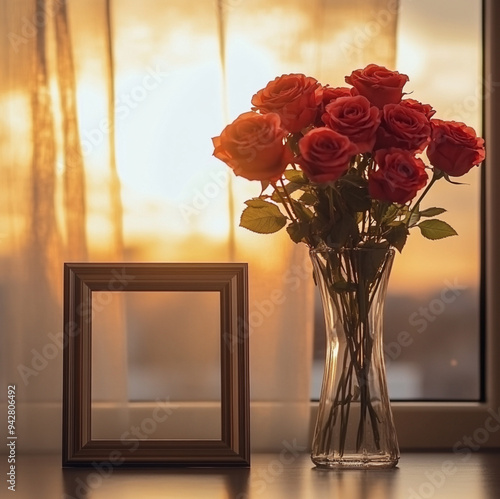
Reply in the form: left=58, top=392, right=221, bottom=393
left=103, top=0, right=125, bottom=258
left=31, top=0, right=62, bottom=292
left=0, top=0, right=398, bottom=451
left=0, top=0, right=129, bottom=429
left=54, top=0, right=88, bottom=261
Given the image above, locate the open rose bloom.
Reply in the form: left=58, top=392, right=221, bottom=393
left=212, top=64, right=485, bottom=251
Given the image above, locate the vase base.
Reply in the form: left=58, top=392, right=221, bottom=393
left=311, top=454, right=399, bottom=470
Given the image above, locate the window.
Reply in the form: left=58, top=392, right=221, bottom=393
left=1, top=0, right=499, bottom=453
left=311, top=0, right=483, bottom=402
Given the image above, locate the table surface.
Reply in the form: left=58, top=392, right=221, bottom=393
left=5, top=452, right=500, bottom=499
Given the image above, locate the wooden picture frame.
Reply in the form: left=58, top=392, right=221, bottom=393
left=62, top=263, right=249, bottom=467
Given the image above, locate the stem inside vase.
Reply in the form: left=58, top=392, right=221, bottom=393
left=310, top=246, right=400, bottom=469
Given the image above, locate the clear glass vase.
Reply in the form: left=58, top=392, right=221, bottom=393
left=310, top=246, right=399, bottom=469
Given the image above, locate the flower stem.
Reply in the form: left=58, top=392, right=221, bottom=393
left=317, top=249, right=389, bottom=459
left=406, top=169, right=441, bottom=227
left=272, top=181, right=297, bottom=222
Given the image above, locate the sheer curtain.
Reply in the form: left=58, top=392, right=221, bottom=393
left=0, top=0, right=128, bottom=451
left=0, top=0, right=398, bottom=452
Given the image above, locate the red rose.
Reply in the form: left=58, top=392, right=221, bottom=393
left=212, top=112, right=291, bottom=181
left=298, top=127, right=357, bottom=183
left=322, top=86, right=356, bottom=105
left=427, top=119, right=485, bottom=177
left=375, top=103, right=431, bottom=152
left=345, top=64, right=409, bottom=109
left=322, top=95, right=380, bottom=154
left=316, top=86, right=356, bottom=126
left=251, top=73, right=323, bottom=133
left=400, top=98, right=435, bottom=119
left=369, top=148, right=428, bottom=204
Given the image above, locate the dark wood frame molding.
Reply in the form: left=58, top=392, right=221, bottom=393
left=62, top=263, right=250, bottom=467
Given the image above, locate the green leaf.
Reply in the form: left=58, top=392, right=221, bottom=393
left=324, top=213, right=360, bottom=247
left=382, top=204, right=402, bottom=225
left=384, top=223, right=409, bottom=253
left=419, top=207, right=447, bottom=217
left=240, top=201, right=287, bottom=234
left=338, top=174, right=371, bottom=212
left=291, top=200, right=314, bottom=221
left=418, top=219, right=458, bottom=240
left=286, top=222, right=309, bottom=243
left=270, top=183, right=303, bottom=203
left=299, top=191, right=317, bottom=205
left=284, top=169, right=308, bottom=184
left=408, top=209, right=420, bottom=227
left=244, top=198, right=273, bottom=208
left=314, top=187, right=332, bottom=220
left=403, top=203, right=420, bottom=227
left=286, top=182, right=304, bottom=194
left=339, top=173, right=367, bottom=188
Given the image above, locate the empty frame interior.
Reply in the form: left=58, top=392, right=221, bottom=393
left=91, top=290, right=222, bottom=440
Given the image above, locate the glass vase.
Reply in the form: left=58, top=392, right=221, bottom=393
left=310, top=246, right=399, bottom=469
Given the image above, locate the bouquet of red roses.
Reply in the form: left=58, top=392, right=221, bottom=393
left=212, top=64, right=485, bottom=252
left=213, top=65, right=486, bottom=466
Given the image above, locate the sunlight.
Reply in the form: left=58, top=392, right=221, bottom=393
left=0, top=92, right=30, bottom=136
left=105, top=30, right=281, bottom=247
left=225, top=35, right=277, bottom=118
left=0, top=92, right=31, bottom=255
left=75, top=80, right=109, bottom=152
left=113, top=59, right=230, bottom=243
left=60, top=0, right=481, bottom=288
left=392, top=7, right=482, bottom=294
left=395, top=36, right=426, bottom=81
